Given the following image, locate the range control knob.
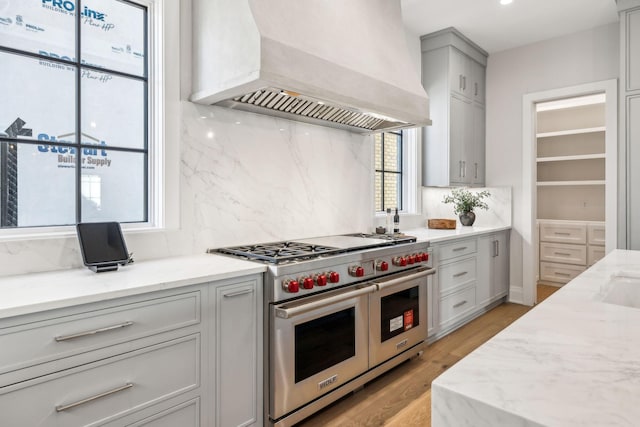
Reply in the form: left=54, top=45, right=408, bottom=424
left=301, top=277, right=314, bottom=289
left=376, top=261, right=389, bottom=271
left=420, top=252, right=429, bottom=262
left=349, top=266, right=365, bottom=277
left=315, top=274, right=328, bottom=286
left=328, top=271, right=340, bottom=283
left=407, top=254, right=416, bottom=265
left=392, top=256, right=407, bottom=267
left=282, top=279, right=299, bottom=293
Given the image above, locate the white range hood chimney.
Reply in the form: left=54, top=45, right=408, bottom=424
left=190, top=0, right=431, bottom=134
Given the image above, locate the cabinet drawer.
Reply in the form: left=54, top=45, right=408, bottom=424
left=439, top=257, right=476, bottom=294
left=587, top=223, right=605, bottom=246
left=539, top=242, right=586, bottom=266
left=0, top=335, right=200, bottom=427
left=539, top=222, right=586, bottom=244
left=588, top=246, right=606, bottom=266
left=440, top=286, right=476, bottom=327
left=0, top=291, right=200, bottom=376
left=438, top=239, right=477, bottom=262
left=540, top=262, right=586, bottom=284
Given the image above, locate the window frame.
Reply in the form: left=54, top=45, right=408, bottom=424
left=0, top=0, right=167, bottom=239
left=375, top=130, right=404, bottom=213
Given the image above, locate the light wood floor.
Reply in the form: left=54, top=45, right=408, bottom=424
left=297, top=285, right=559, bottom=427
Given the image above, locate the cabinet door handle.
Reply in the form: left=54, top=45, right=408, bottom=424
left=452, top=246, right=467, bottom=252
left=453, top=271, right=468, bottom=278
left=554, top=232, right=571, bottom=236
left=554, top=272, right=571, bottom=277
left=54, top=321, right=134, bottom=342
left=459, top=74, right=464, bottom=91
left=474, top=82, right=478, bottom=96
left=462, top=161, right=466, bottom=178
left=223, top=288, right=254, bottom=298
left=459, top=160, right=463, bottom=178
left=475, top=163, right=478, bottom=179
left=554, top=252, right=571, bottom=257
left=493, top=240, right=499, bottom=257
left=56, top=383, right=133, bottom=412
left=453, top=300, right=467, bottom=308
left=462, top=76, right=467, bottom=90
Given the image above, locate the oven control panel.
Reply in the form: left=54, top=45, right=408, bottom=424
left=272, top=246, right=432, bottom=300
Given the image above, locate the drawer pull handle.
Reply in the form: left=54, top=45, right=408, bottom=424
left=55, top=321, right=134, bottom=342
left=224, top=288, right=255, bottom=298
left=553, top=232, right=571, bottom=236
left=554, top=272, right=571, bottom=277
left=56, top=383, right=133, bottom=412
left=453, top=300, right=468, bottom=308
left=453, top=271, right=468, bottom=278
left=554, top=252, right=571, bottom=256
left=452, top=247, right=467, bottom=252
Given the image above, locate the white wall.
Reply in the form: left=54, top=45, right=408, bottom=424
left=486, top=23, right=619, bottom=302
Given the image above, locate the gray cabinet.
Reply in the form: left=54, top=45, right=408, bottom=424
left=421, top=28, right=488, bottom=187
left=430, top=231, right=509, bottom=341
left=0, top=275, right=263, bottom=427
left=477, top=231, right=510, bottom=307
left=213, top=279, right=262, bottom=427
left=619, top=1, right=640, bottom=249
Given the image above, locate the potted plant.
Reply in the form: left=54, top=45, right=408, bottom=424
left=442, top=188, right=490, bottom=226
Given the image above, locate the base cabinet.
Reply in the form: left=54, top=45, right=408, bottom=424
left=0, top=275, right=263, bottom=427
left=431, top=230, right=510, bottom=341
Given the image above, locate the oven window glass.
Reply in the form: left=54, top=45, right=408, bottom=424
left=295, top=307, right=355, bottom=383
left=380, top=286, right=420, bottom=342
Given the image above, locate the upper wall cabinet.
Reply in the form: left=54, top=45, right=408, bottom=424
left=421, top=28, right=488, bottom=187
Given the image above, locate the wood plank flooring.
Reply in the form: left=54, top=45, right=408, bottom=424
left=297, top=285, right=559, bottom=427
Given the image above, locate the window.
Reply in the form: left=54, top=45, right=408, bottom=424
left=0, top=0, right=150, bottom=229
left=374, top=131, right=403, bottom=212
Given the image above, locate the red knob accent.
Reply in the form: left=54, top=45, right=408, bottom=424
left=284, top=280, right=299, bottom=293
left=316, top=274, right=328, bottom=286
left=421, top=252, right=429, bottom=262
left=393, top=257, right=407, bottom=267
left=377, top=261, right=389, bottom=271
left=329, top=271, right=340, bottom=283
left=302, top=277, right=314, bottom=289
left=349, top=266, right=365, bottom=277
left=407, top=254, right=416, bottom=265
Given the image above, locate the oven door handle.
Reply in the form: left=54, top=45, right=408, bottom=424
left=275, top=285, right=376, bottom=319
left=373, top=268, right=435, bottom=292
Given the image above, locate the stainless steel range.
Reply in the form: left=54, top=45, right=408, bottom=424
left=211, top=233, right=434, bottom=427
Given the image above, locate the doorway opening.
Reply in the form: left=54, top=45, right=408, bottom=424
left=521, top=80, right=617, bottom=306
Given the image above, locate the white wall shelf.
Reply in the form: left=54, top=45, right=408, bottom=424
left=537, top=180, right=606, bottom=186
left=536, top=153, right=606, bottom=163
left=536, top=126, right=606, bottom=138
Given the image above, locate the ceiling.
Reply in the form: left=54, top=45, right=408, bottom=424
left=400, top=0, right=620, bottom=54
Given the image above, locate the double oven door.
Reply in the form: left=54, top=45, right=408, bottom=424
left=369, top=266, right=432, bottom=367
left=270, top=284, right=374, bottom=420
left=269, top=264, right=433, bottom=422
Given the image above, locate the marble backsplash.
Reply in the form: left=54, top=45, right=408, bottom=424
left=421, top=187, right=512, bottom=228
left=0, top=102, right=374, bottom=277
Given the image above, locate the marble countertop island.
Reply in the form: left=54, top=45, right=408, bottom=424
left=431, top=249, right=640, bottom=426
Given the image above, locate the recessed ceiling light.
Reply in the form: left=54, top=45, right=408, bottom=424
left=500, top=0, right=513, bottom=4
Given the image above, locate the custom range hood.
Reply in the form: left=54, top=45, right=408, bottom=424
left=190, top=0, right=431, bottom=134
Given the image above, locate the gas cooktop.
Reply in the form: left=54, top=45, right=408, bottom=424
left=209, top=233, right=417, bottom=264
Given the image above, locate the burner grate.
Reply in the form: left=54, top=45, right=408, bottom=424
left=214, top=240, right=342, bottom=264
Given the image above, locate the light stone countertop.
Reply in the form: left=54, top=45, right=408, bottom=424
left=403, top=225, right=511, bottom=244
left=0, top=254, right=266, bottom=320
left=431, top=249, right=640, bottom=426
left=0, top=225, right=510, bottom=321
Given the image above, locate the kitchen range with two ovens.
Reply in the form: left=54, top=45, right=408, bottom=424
left=212, top=233, right=433, bottom=426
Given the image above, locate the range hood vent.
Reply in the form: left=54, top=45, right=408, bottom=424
left=220, top=88, right=410, bottom=132
left=190, top=0, right=430, bottom=134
